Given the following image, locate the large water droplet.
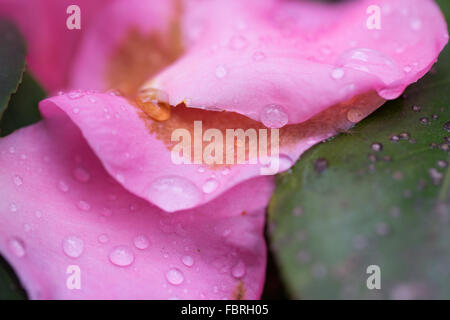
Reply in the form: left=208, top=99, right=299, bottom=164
left=231, top=260, right=246, bottom=278
left=9, top=202, right=17, bottom=212
left=202, top=178, right=219, bottom=194
left=166, top=268, right=184, bottom=285
left=260, top=104, right=289, bottom=128
left=73, top=167, right=90, bottom=182
left=8, top=237, right=25, bottom=258
left=148, top=176, right=203, bottom=212
left=215, top=65, right=227, bottom=79
left=182, top=255, right=194, bottom=267
left=62, top=236, right=84, bottom=258
left=109, top=246, right=135, bottom=267
left=336, top=48, right=403, bottom=97
left=133, top=235, right=150, bottom=250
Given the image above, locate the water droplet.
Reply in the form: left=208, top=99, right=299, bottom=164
left=215, top=65, right=227, bottom=79
left=429, top=168, right=443, bottom=185
left=35, top=210, right=42, bottom=218
left=58, top=180, right=70, bottom=192
left=13, top=175, right=23, bottom=186
left=221, top=168, right=230, bottom=175
left=148, top=176, right=203, bottom=212
left=437, top=160, right=448, bottom=168
left=9, top=203, right=17, bottom=212
left=443, top=121, right=450, bottom=132
left=8, top=146, right=16, bottom=154
left=336, top=48, right=402, bottom=96
left=346, top=108, right=365, bottom=123
left=403, top=66, right=412, bottom=73
left=229, top=35, right=248, bottom=50
left=73, top=167, right=90, bottom=182
left=252, top=51, right=265, bottom=61
left=412, top=105, right=421, bottom=112
left=419, top=117, right=429, bottom=125
left=166, top=268, right=184, bottom=285
left=72, top=108, right=80, bottom=114
left=109, top=246, right=135, bottom=267
left=260, top=104, right=289, bottom=128
left=8, top=237, right=25, bottom=257
left=135, top=88, right=171, bottom=121
left=202, top=178, right=219, bottom=194
left=371, top=142, right=383, bottom=152
left=23, top=223, right=31, bottom=232
left=331, top=68, right=345, bottom=80
left=182, top=255, right=194, bottom=267
left=231, top=260, right=246, bottom=278
left=67, top=91, right=84, bottom=100
left=88, top=97, right=97, bottom=103
left=399, top=132, right=410, bottom=140
left=390, top=135, right=400, bottom=142
left=133, top=235, right=150, bottom=250
left=62, top=236, right=84, bottom=258
left=98, top=234, right=109, bottom=244
left=77, top=200, right=91, bottom=211
left=314, top=158, right=329, bottom=173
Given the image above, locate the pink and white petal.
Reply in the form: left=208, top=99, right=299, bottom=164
left=0, top=116, right=272, bottom=299
left=0, top=0, right=111, bottom=92
left=150, top=0, right=448, bottom=124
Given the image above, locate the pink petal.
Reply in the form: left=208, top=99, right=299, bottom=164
left=0, top=115, right=272, bottom=299
left=149, top=0, right=448, bottom=124
left=0, top=0, right=111, bottom=92
left=39, top=91, right=384, bottom=213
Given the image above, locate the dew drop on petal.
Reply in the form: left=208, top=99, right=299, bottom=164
left=13, top=175, right=23, bottom=186
left=202, top=178, right=219, bottom=194
left=215, top=65, right=227, bottom=78
left=166, top=268, right=185, bottom=285
left=9, top=203, right=17, bottom=212
left=182, top=255, right=194, bottom=267
left=62, top=236, right=84, bottom=258
left=260, top=104, right=289, bottom=128
left=67, top=91, right=84, bottom=100
left=331, top=68, right=345, bottom=80
left=346, top=108, right=365, bottom=123
left=58, top=180, right=70, bottom=192
left=231, top=260, right=246, bottom=279
left=133, top=235, right=150, bottom=250
left=98, top=234, right=109, bottom=244
left=109, top=246, right=135, bottom=267
left=77, top=200, right=91, bottom=211
left=148, top=176, right=203, bottom=212
left=8, top=237, right=26, bottom=257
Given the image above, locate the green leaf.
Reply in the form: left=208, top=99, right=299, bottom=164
left=0, top=72, right=46, bottom=137
left=0, top=19, right=26, bottom=120
left=269, top=1, right=450, bottom=299
left=0, top=256, right=27, bottom=300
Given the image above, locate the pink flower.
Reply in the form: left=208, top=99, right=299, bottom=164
left=0, top=0, right=447, bottom=299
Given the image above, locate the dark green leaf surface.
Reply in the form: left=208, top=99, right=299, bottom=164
left=0, top=72, right=45, bottom=137
left=269, top=1, right=450, bottom=300
left=0, top=19, right=26, bottom=120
